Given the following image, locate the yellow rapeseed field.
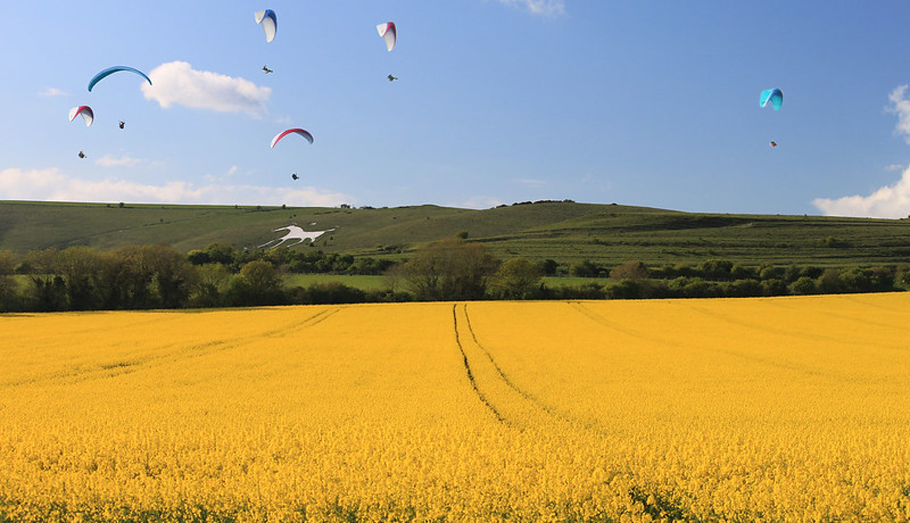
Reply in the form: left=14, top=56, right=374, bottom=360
left=2, top=294, right=909, bottom=522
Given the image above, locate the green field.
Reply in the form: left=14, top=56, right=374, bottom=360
left=284, top=273, right=390, bottom=291
left=3, top=199, right=910, bottom=268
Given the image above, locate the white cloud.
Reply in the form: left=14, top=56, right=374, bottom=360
left=142, top=61, right=271, bottom=117
left=492, top=0, right=565, bottom=16
left=517, top=178, right=547, bottom=186
left=461, top=196, right=505, bottom=209
left=38, top=87, right=67, bottom=97
left=0, top=168, right=63, bottom=200
left=95, top=154, right=143, bottom=168
left=812, top=166, right=910, bottom=218
left=204, top=165, right=239, bottom=183
left=814, top=88, right=910, bottom=218
left=887, top=85, right=910, bottom=143
left=0, top=168, right=351, bottom=207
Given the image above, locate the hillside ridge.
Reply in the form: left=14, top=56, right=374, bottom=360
left=2, top=200, right=909, bottom=267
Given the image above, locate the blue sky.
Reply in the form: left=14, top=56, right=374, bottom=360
left=4, top=1, right=910, bottom=217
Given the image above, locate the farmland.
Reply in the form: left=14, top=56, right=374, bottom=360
left=2, top=295, right=909, bottom=522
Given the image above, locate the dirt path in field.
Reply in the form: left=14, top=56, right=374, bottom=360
left=452, top=303, right=598, bottom=431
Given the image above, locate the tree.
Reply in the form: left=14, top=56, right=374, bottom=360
left=97, top=247, right=152, bottom=309
left=56, top=246, right=106, bottom=310
left=761, top=278, right=788, bottom=296
left=0, top=250, right=18, bottom=312
left=539, top=259, right=559, bottom=276
left=609, top=260, right=648, bottom=281
left=186, top=249, right=211, bottom=265
left=0, top=251, right=14, bottom=275
left=140, top=244, right=199, bottom=308
left=605, top=279, right=643, bottom=299
left=789, top=276, right=817, bottom=295
left=569, top=259, right=599, bottom=277
left=723, top=279, right=763, bottom=297
left=698, top=259, right=733, bottom=280
left=402, top=237, right=499, bottom=300
left=301, top=281, right=366, bottom=304
left=816, top=268, right=844, bottom=294
left=226, top=260, right=284, bottom=306
left=383, top=263, right=407, bottom=294
left=203, top=243, right=235, bottom=265
left=188, top=263, right=231, bottom=307
left=493, top=258, right=541, bottom=299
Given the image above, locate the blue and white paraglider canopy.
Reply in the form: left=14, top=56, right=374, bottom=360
left=255, top=9, right=278, bottom=43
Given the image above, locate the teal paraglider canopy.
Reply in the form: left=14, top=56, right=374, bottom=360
left=760, top=88, right=783, bottom=111
left=88, top=66, right=152, bottom=92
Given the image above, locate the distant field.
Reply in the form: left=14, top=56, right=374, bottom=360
left=2, top=295, right=909, bottom=522
left=4, top=200, right=910, bottom=268
left=284, top=273, right=390, bottom=291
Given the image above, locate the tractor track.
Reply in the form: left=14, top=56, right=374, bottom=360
left=461, top=304, right=564, bottom=419
left=453, top=303, right=606, bottom=432
left=3, top=307, right=342, bottom=388
left=452, top=304, right=504, bottom=423
left=570, top=301, right=841, bottom=380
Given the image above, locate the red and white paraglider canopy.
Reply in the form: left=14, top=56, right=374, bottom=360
left=376, top=22, right=396, bottom=52
left=270, top=128, right=314, bottom=148
left=68, top=105, right=94, bottom=126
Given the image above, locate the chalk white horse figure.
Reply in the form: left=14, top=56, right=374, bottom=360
left=259, top=225, right=335, bottom=248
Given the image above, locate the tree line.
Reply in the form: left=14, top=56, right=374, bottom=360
left=1, top=238, right=907, bottom=312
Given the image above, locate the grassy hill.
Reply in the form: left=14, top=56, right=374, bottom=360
left=2, top=199, right=910, bottom=267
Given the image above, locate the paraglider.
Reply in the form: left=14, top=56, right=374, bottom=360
left=255, top=10, right=277, bottom=43
left=78, top=151, right=86, bottom=159
left=87, top=66, right=152, bottom=92
left=760, top=88, right=783, bottom=111
left=769, top=140, right=778, bottom=147
left=270, top=128, right=314, bottom=148
left=263, top=64, right=273, bottom=74
left=377, top=22, right=396, bottom=51
left=68, top=106, right=94, bottom=126
left=291, top=173, right=299, bottom=180
left=387, top=74, right=398, bottom=81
